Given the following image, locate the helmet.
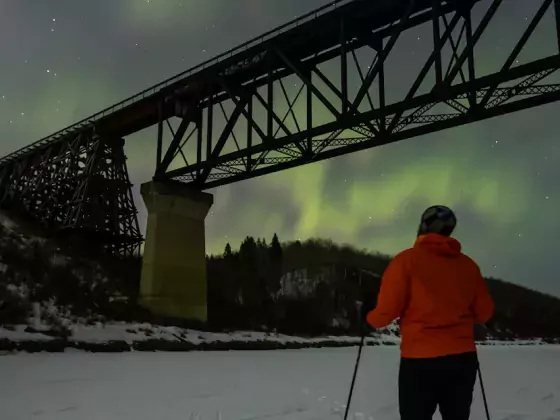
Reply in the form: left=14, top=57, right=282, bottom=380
left=417, top=205, right=457, bottom=237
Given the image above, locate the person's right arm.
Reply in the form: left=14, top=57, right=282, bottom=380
left=366, top=253, right=410, bottom=329
left=472, top=266, right=494, bottom=323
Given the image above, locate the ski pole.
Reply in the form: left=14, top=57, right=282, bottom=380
left=343, top=331, right=366, bottom=420
left=478, top=363, right=491, bottom=420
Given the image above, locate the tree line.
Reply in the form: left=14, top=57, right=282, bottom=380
left=207, top=234, right=560, bottom=340
left=205, top=234, right=393, bottom=335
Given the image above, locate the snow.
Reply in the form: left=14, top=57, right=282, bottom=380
left=1, top=346, right=559, bottom=420
left=0, top=211, right=44, bottom=246
left=1, top=321, right=549, bottom=349
left=279, top=267, right=332, bottom=298
left=0, top=325, right=54, bottom=342
left=0, top=212, right=17, bottom=230
left=0, top=322, right=397, bottom=346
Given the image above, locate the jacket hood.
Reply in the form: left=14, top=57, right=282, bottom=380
left=414, top=233, right=462, bottom=257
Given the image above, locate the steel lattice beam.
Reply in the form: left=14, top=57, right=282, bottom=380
left=144, top=0, right=560, bottom=189
left=0, top=134, right=143, bottom=257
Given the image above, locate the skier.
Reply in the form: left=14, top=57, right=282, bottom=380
left=366, top=205, right=494, bottom=420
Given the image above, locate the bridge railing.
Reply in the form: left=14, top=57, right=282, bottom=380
left=0, top=0, right=356, bottom=166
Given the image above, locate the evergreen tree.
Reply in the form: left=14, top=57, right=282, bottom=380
left=223, top=243, right=232, bottom=258
left=239, top=236, right=257, bottom=261
left=266, top=233, right=283, bottom=309
left=270, top=233, right=283, bottom=263
left=237, top=236, right=260, bottom=325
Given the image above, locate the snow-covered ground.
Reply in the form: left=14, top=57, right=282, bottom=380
left=0, top=322, right=545, bottom=350
left=0, top=322, right=400, bottom=348
left=1, top=346, right=559, bottom=420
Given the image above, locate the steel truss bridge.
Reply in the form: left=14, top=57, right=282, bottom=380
left=1, top=0, right=560, bottom=257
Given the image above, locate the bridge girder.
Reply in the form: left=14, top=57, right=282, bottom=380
left=151, top=0, right=560, bottom=189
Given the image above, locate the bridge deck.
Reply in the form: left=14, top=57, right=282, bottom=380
left=0, top=0, right=462, bottom=167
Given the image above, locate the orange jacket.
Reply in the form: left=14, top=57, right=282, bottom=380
left=367, top=233, right=494, bottom=358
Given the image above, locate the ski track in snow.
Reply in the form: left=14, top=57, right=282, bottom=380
left=1, top=346, right=560, bottom=420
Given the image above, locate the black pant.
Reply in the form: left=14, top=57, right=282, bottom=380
left=399, top=352, right=478, bottom=420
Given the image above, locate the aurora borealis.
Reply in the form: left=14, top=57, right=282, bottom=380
left=1, top=0, right=560, bottom=296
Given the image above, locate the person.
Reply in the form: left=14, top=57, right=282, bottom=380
left=366, top=205, right=494, bottom=420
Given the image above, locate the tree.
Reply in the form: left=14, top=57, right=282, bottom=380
left=266, top=233, right=283, bottom=297
left=239, top=236, right=257, bottom=262
left=270, top=233, right=283, bottom=263
left=223, top=243, right=232, bottom=258
left=237, top=237, right=260, bottom=325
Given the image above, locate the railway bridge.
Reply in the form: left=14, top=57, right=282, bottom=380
left=1, top=0, right=560, bottom=321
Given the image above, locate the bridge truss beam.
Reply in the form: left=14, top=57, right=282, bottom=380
left=155, top=0, right=560, bottom=189
left=0, top=134, right=143, bottom=257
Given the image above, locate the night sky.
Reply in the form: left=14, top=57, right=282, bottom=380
left=1, top=0, right=560, bottom=297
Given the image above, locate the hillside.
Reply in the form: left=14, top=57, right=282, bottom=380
left=208, top=236, right=560, bottom=341
left=1, top=211, right=560, bottom=350
left=0, top=211, right=144, bottom=328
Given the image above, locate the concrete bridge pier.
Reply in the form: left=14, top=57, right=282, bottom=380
left=139, top=181, right=213, bottom=321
